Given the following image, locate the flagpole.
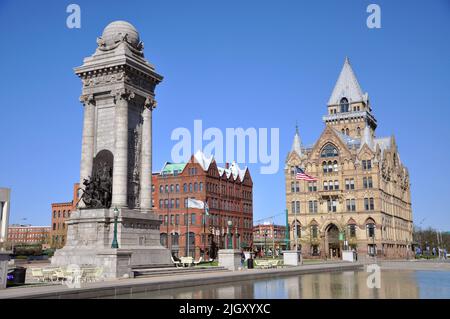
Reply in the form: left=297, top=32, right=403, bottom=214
left=203, top=202, right=206, bottom=257
left=187, top=202, right=189, bottom=258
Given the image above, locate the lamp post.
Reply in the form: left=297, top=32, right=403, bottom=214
left=264, top=229, right=268, bottom=256
left=235, top=226, right=240, bottom=250
left=371, top=231, right=376, bottom=257
left=164, top=174, right=170, bottom=250
left=111, top=207, right=119, bottom=249
left=227, top=220, right=233, bottom=249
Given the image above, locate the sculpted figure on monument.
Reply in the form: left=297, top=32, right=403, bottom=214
left=78, top=162, right=112, bottom=209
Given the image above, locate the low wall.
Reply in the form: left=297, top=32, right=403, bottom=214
left=1, top=262, right=363, bottom=299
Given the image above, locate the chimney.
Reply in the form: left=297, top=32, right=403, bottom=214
left=225, top=162, right=229, bottom=169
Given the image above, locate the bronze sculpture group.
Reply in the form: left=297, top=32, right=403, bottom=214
left=78, top=162, right=112, bottom=208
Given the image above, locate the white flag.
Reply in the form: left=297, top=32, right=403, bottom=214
left=187, top=198, right=205, bottom=209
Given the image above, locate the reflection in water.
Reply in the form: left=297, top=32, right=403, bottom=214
left=415, top=271, right=450, bottom=299
left=118, top=270, right=450, bottom=299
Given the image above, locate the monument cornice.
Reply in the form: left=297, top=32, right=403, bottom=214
left=74, top=57, right=162, bottom=84
left=78, top=65, right=160, bottom=97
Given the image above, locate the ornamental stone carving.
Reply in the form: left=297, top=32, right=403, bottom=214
left=144, top=96, right=157, bottom=110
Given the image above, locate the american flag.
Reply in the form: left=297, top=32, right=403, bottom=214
left=295, top=166, right=317, bottom=181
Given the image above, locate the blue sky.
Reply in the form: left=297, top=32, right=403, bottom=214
left=0, top=0, right=449, bottom=230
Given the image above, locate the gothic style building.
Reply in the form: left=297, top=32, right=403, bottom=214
left=285, top=58, right=413, bottom=259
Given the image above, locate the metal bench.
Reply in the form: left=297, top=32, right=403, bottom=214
left=180, top=256, right=194, bottom=267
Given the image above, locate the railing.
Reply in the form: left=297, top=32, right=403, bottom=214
left=322, top=110, right=377, bottom=124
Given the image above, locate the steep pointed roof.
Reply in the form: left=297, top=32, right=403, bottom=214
left=192, top=150, right=249, bottom=182
left=331, top=128, right=361, bottom=148
left=360, top=125, right=374, bottom=150
left=328, top=57, right=368, bottom=105
left=290, top=124, right=302, bottom=156
left=193, top=150, right=214, bottom=171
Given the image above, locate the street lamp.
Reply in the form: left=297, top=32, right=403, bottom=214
left=227, top=220, right=233, bottom=249
left=111, top=207, right=119, bottom=249
left=235, top=226, right=240, bottom=250
left=264, top=229, right=268, bottom=256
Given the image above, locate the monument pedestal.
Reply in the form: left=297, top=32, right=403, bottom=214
left=283, top=250, right=302, bottom=266
left=52, top=208, right=172, bottom=279
left=0, top=251, right=11, bottom=289
left=218, top=249, right=242, bottom=271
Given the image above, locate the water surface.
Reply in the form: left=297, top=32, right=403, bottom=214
left=108, top=270, right=450, bottom=299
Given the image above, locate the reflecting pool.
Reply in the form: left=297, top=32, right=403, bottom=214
left=109, top=270, right=450, bottom=299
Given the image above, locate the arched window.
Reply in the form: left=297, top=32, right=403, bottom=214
left=199, top=182, right=203, bottom=191
left=185, top=232, right=195, bottom=257
left=183, top=183, right=187, bottom=192
left=321, top=144, right=339, bottom=158
left=159, top=185, right=163, bottom=193
left=322, top=161, right=327, bottom=173
left=334, top=180, right=339, bottom=190
left=323, top=181, right=328, bottom=191
left=357, top=127, right=361, bottom=136
left=170, top=184, right=174, bottom=192
left=171, top=233, right=179, bottom=246
left=311, top=225, right=318, bottom=238
left=341, top=128, right=345, bottom=134
left=160, top=233, right=168, bottom=247
left=340, top=97, right=349, bottom=113
left=366, top=222, right=375, bottom=238
left=194, top=182, right=198, bottom=192
left=333, top=160, right=338, bottom=172
left=327, top=161, right=333, bottom=173
left=348, top=224, right=357, bottom=238
left=176, top=184, right=180, bottom=192
left=292, top=220, right=301, bottom=238
left=189, top=183, right=193, bottom=192
left=345, top=128, right=349, bottom=135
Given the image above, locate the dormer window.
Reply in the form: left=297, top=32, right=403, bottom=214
left=340, top=98, right=349, bottom=113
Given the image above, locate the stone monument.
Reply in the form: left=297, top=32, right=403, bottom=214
left=51, top=21, right=172, bottom=278
left=0, top=188, right=11, bottom=246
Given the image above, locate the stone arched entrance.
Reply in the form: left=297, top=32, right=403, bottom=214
left=325, top=224, right=341, bottom=259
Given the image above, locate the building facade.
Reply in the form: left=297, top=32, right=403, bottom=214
left=253, top=223, right=287, bottom=256
left=285, top=58, right=413, bottom=259
left=50, top=183, right=79, bottom=248
left=7, top=225, right=50, bottom=246
left=152, top=151, right=253, bottom=259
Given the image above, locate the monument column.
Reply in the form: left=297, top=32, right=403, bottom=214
left=139, top=97, right=156, bottom=211
left=78, top=95, right=95, bottom=207
left=112, top=90, right=133, bottom=208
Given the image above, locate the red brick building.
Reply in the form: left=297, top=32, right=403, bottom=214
left=152, top=151, right=253, bottom=259
left=253, top=223, right=287, bottom=255
left=8, top=225, right=50, bottom=246
left=50, top=183, right=79, bottom=248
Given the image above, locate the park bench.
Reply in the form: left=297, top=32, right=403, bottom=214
left=171, top=256, right=182, bottom=268
left=180, top=256, right=194, bottom=267
left=193, top=256, right=203, bottom=266
left=254, top=260, right=272, bottom=269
